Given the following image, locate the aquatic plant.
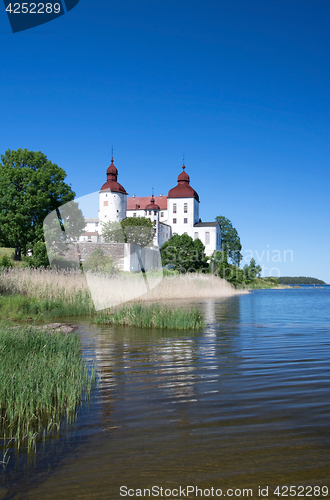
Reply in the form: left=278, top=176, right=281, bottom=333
left=94, top=303, right=204, bottom=330
left=0, top=326, right=95, bottom=462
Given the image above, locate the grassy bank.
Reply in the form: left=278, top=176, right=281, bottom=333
left=0, top=293, right=204, bottom=330
left=0, top=291, right=93, bottom=322
left=0, top=326, right=95, bottom=463
left=243, top=277, right=282, bottom=289
left=95, top=303, right=204, bottom=329
left=0, top=268, right=213, bottom=329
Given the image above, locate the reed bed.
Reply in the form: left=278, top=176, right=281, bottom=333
left=0, top=267, right=243, bottom=304
left=0, top=267, right=90, bottom=300
left=95, top=303, right=204, bottom=329
left=0, top=267, right=94, bottom=320
left=144, top=273, right=246, bottom=300
left=0, top=267, right=244, bottom=325
left=0, top=326, right=95, bottom=463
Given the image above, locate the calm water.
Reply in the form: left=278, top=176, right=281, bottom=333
left=1, top=287, right=330, bottom=499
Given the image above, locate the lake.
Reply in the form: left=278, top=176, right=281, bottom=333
left=1, top=287, right=330, bottom=499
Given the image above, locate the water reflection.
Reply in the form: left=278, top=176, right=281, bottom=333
left=1, top=290, right=330, bottom=499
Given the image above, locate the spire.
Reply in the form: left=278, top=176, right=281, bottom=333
left=145, top=194, right=160, bottom=211
left=106, top=153, right=118, bottom=179
left=100, top=155, right=127, bottom=194
left=178, top=163, right=189, bottom=183
left=167, top=161, right=199, bottom=201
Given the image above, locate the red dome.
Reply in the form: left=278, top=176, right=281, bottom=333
left=106, top=161, right=118, bottom=176
left=100, top=157, right=127, bottom=194
left=178, top=166, right=190, bottom=182
left=168, top=165, right=199, bottom=201
left=145, top=195, right=160, bottom=211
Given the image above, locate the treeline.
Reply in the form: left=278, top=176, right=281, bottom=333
left=276, top=277, right=326, bottom=285
left=161, top=235, right=275, bottom=288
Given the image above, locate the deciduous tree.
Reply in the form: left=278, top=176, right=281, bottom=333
left=215, top=215, right=242, bottom=266
left=161, top=234, right=208, bottom=273
left=102, top=217, right=154, bottom=247
left=0, top=149, right=78, bottom=260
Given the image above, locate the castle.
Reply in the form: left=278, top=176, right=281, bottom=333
left=81, top=157, right=221, bottom=256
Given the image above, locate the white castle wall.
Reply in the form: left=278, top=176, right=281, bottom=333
left=167, top=197, right=198, bottom=237
left=99, top=191, right=127, bottom=230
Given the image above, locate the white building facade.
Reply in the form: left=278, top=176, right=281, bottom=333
left=80, top=158, right=221, bottom=256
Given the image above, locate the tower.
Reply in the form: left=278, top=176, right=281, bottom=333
left=167, top=164, right=200, bottom=237
left=144, top=195, right=160, bottom=247
left=99, top=155, right=127, bottom=229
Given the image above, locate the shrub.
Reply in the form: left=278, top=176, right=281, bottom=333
left=83, top=247, right=118, bottom=275
left=0, top=254, right=13, bottom=269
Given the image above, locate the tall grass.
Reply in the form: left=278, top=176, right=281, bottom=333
left=0, top=267, right=244, bottom=327
left=95, top=303, right=204, bottom=329
left=0, top=267, right=90, bottom=299
left=0, top=326, right=95, bottom=463
left=0, top=292, right=94, bottom=322
left=0, top=267, right=94, bottom=320
left=0, top=267, right=243, bottom=305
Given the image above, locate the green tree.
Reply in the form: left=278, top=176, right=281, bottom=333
left=0, top=254, right=13, bottom=269
left=215, top=216, right=242, bottom=266
left=0, top=149, right=77, bottom=260
left=82, top=247, right=117, bottom=275
left=102, top=217, right=154, bottom=247
left=31, top=240, right=49, bottom=268
left=161, top=234, right=208, bottom=273
left=101, top=221, right=125, bottom=243
left=243, top=258, right=262, bottom=283
left=43, top=199, right=85, bottom=264
left=209, top=250, right=245, bottom=286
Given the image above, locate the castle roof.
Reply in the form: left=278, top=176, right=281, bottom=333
left=127, top=195, right=168, bottom=210
left=194, top=222, right=219, bottom=227
left=167, top=165, right=199, bottom=201
left=100, top=156, right=128, bottom=194
left=145, top=195, right=160, bottom=211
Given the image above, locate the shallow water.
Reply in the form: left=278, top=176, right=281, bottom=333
left=1, top=287, right=330, bottom=499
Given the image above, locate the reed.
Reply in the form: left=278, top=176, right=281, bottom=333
left=0, top=326, right=95, bottom=463
left=0, top=292, right=94, bottom=322
left=0, top=267, right=94, bottom=320
left=0, top=267, right=243, bottom=327
left=94, top=303, right=204, bottom=329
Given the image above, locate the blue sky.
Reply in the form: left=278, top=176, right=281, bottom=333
left=1, top=0, right=329, bottom=281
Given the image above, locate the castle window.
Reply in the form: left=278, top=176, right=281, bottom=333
left=133, top=213, right=137, bottom=217
left=205, top=232, right=210, bottom=245
left=173, top=218, right=177, bottom=224
left=103, top=201, right=108, bottom=206
left=154, top=211, right=157, bottom=216
left=145, top=210, right=147, bottom=215
left=184, top=218, right=188, bottom=224
left=149, top=211, right=152, bottom=215
left=95, top=223, right=98, bottom=227
left=161, top=212, right=164, bottom=217
left=173, top=204, right=177, bottom=214
left=194, top=232, right=199, bottom=240
left=184, top=203, right=188, bottom=213
left=154, top=220, right=156, bottom=225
